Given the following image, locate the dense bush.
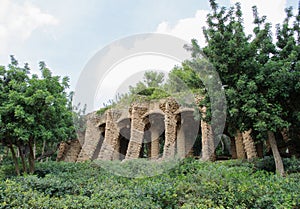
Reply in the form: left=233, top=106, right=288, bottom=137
left=254, top=156, right=300, bottom=173
left=0, top=159, right=299, bottom=208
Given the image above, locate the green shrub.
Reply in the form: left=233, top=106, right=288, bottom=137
left=0, top=159, right=300, bottom=208
left=254, top=156, right=300, bottom=174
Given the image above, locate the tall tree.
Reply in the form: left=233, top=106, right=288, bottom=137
left=201, top=0, right=299, bottom=175
left=202, top=0, right=258, bottom=160
left=0, top=57, right=75, bottom=174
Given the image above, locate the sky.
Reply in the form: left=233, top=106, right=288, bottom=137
left=0, top=0, right=298, bottom=110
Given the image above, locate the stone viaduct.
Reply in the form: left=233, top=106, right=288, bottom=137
left=57, top=97, right=216, bottom=162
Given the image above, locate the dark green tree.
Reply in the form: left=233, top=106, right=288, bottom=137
left=199, top=0, right=300, bottom=175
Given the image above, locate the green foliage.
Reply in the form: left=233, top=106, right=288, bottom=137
left=254, top=156, right=300, bottom=174
left=129, top=71, right=165, bottom=94
left=0, top=57, right=75, bottom=174
left=96, top=104, right=114, bottom=115
left=71, top=100, right=87, bottom=133
left=201, top=0, right=300, bottom=139
left=128, top=71, right=170, bottom=100
left=0, top=159, right=299, bottom=208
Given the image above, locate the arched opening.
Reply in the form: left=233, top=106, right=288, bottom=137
left=117, top=118, right=131, bottom=160
left=91, top=124, right=105, bottom=160
left=142, top=112, right=165, bottom=159
left=176, top=110, right=200, bottom=158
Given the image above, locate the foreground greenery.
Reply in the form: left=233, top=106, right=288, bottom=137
left=1, top=159, right=300, bottom=209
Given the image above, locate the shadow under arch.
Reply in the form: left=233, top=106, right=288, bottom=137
left=142, top=111, right=165, bottom=159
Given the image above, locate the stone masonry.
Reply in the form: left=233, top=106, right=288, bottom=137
left=70, top=98, right=221, bottom=162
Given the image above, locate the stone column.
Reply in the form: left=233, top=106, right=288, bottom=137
left=112, top=135, right=121, bottom=160
left=125, top=106, right=148, bottom=160
left=151, top=137, right=160, bottom=159
left=242, top=129, right=257, bottom=159
left=97, top=110, right=120, bottom=160
left=163, top=98, right=179, bottom=159
left=64, top=140, right=82, bottom=162
left=56, top=142, right=68, bottom=162
left=201, top=106, right=215, bottom=161
left=235, top=130, right=246, bottom=159
left=77, top=113, right=102, bottom=162
left=149, top=117, right=163, bottom=159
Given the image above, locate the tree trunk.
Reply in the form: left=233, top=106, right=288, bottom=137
left=17, top=144, right=27, bottom=174
left=268, top=131, right=285, bottom=176
left=235, top=130, right=246, bottom=159
left=40, top=140, right=46, bottom=162
left=28, top=138, right=35, bottom=174
left=9, top=143, right=20, bottom=176
left=242, top=129, right=258, bottom=160
left=33, top=140, right=36, bottom=159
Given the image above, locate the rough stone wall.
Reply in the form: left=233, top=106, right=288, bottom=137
left=97, top=109, right=121, bottom=160
left=163, top=98, right=179, bottom=159
left=56, top=140, right=82, bottom=162
left=64, top=140, right=82, bottom=162
left=125, top=105, right=148, bottom=160
left=77, top=131, right=86, bottom=147
left=56, top=142, right=67, bottom=161
left=65, top=97, right=207, bottom=162
left=242, top=129, right=258, bottom=159
left=77, top=112, right=102, bottom=162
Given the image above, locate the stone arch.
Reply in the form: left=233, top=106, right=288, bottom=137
left=77, top=112, right=104, bottom=162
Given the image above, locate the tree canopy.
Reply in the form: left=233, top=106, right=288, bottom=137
left=0, top=57, right=75, bottom=174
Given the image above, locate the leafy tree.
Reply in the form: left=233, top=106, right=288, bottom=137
left=166, top=62, right=204, bottom=93
left=199, top=0, right=300, bottom=175
left=274, top=6, right=300, bottom=155
left=0, top=57, right=75, bottom=174
left=199, top=1, right=260, bottom=162
left=129, top=71, right=165, bottom=95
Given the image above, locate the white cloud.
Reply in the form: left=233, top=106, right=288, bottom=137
left=0, top=0, right=58, bottom=56
left=156, top=0, right=289, bottom=47
left=156, top=10, right=209, bottom=48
